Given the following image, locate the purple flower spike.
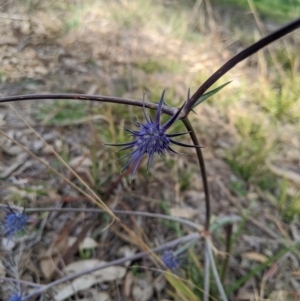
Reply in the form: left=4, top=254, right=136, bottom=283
left=107, top=91, right=202, bottom=178
left=3, top=205, right=28, bottom=241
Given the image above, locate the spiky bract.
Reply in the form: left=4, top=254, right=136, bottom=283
left=162, top=250, right=180, bottom=271
left=9, top=294, right=23, bottom=301
left=3, top=206, right=27, bottom=240
left=108, top=91, right=201, bottom=177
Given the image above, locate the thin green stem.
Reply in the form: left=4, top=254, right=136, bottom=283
left=203, top=239, right=210, bottom=301
left=206, top=238, right=229, bottom=301
left=221, top=224, right=233, bottom=284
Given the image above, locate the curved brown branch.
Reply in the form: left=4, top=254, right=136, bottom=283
left=184, top=17, right=300, bottom=114
left=182, top=118, right=210, bottom=230
left=0, top=93, right=177, bottom=116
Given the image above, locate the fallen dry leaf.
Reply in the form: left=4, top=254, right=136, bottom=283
left=291, top=269, right=300, bottom=278
left=263, top=263, right=279, bottom=281
left=235, top=278, right=256, bottom=300
left=117, top=245, right=137, bottom=267
left=40, top=255, right=61, bottom=279
left=0, top=153, right=28, bottom=179
left=62, top=220, right=97, bottom=265
left=268, top=290, right=290, bottom=301
left=64, top=259, right=126, bottom=282
left=68, top=236, right=98, bottom=249
left=124, top=271, right=133, bottom=297
left=153, top=274, right=166, bottom=295
left=170, top=207, right=197, bottom=219
left=40, top=220, right=75, bottom=278
left=72, top=292, right=111, bottom=301
left=69, top=156, right=92, bottom=168
left=1, top=237, right=16, bottom=251
left=235, top=291, right=256, bottom=301
left=53, top=261, right=126, bottom=300
left=54, top=274, right=97, bottom=301
left=132, top=280, right=154, bottom=301
left=243, top=252, right=268, bottom=263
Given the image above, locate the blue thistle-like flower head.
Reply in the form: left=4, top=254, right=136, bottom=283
left=108, top=91, right=201, bottom=177
left=2, top=206, right=28, bottom=240
left=9, top=294, right=23, bottom=301
left=162, top=250, right=180, bottom=271
left=162, top=240, right=196, bottom=271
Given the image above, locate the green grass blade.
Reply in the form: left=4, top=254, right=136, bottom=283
left=227, top=240, right=300, bottom=295
left=206, top=239, right=229, bottom=301
left=165, top=272, right=199, bottom=301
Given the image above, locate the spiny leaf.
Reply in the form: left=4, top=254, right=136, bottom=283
left=192, top=81, right=231, bottom=108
